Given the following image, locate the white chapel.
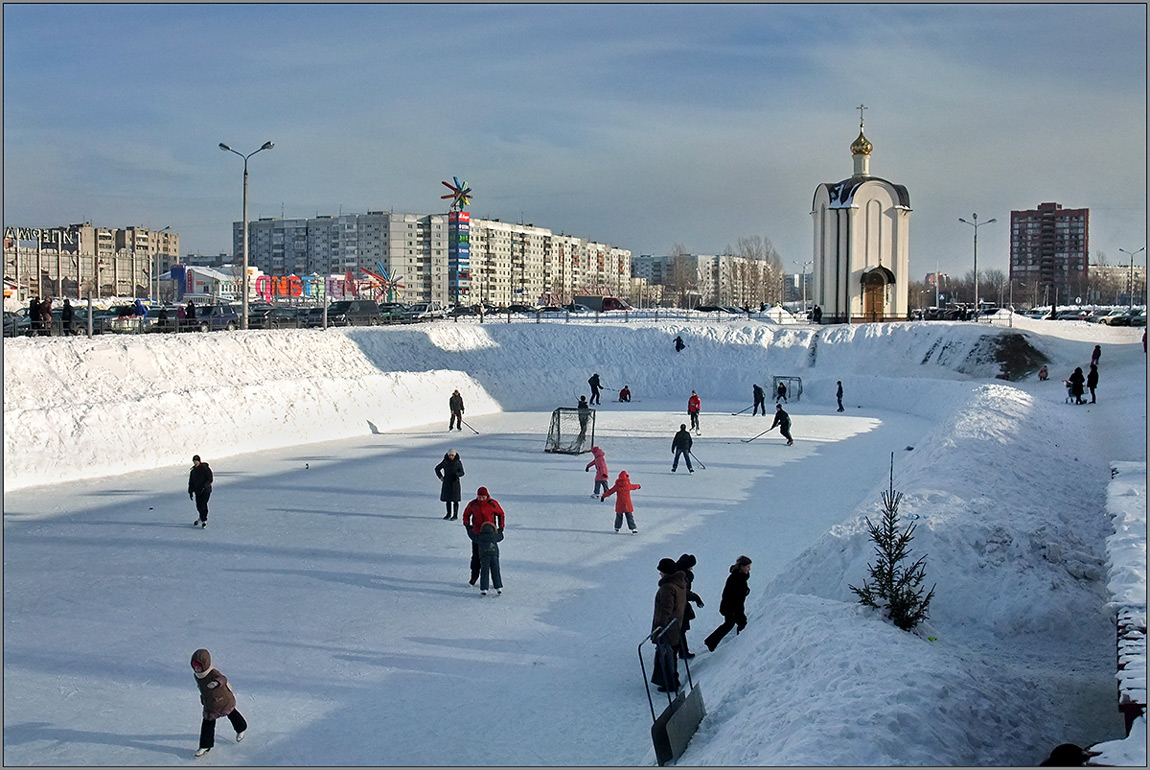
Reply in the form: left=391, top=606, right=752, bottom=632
left=810, top=108, right=911, bottom=323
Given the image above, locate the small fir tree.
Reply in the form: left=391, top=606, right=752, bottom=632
left=849, top=455, right=936, bottom=631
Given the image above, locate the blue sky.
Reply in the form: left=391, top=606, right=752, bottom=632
left=4, top=4, right=1146, bottom=281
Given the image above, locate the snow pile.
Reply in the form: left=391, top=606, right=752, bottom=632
left=5, top=320, right=1052, bottom=490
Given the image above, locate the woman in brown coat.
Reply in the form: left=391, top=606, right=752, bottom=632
left=650, top=558, right=688, bottom=692
left=191, top=648, right=247, bottom=757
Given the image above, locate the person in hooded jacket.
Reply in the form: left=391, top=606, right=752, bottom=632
left=434, top=449, right=465, bottom=519
left=650, top=557, right=688, bottom=692
left=463, top=487, right=506, bottom=585
left=188, top=455, right=213, bottom=527
left=704, top=555, right=752, bottom=651
left=1091, top=345, right=1101, bottom=367
left=585, top=446, right=609, bottom=497
left=61, top=298, right=74, bottom=335
left=449, top=389, right=465, bottom=431
left=467, top=521, right=504, bottom=595
left=190, top=648, right=247, bottom=758
left=1086, top=364, right=1099, bottom=404
left=674, top=335, right=685, bottom=352
left=618, top=385, right=631, bottom=402
left=675, top=553, right=705, bottom=659
left=588, top=373, right=602, bottom=405
left=601, top=470, right=641, bottom=533
left=39, top=297, right=53, bottom=336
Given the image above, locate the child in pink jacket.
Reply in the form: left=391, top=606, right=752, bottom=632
left=585, top=446, right=609, bottom=498
left=602, top=470, right=641, bottom=533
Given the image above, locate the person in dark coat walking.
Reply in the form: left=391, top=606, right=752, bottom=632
left=1086, top=364, right=1099, bottom=404
left=188, top=455, right=213, bottom=527
left=836, top=381, right=844, bottom=412
left=674, top=335, right=685, bottom=352
left=27, top=298, right=40, bottom=336
left=1091, top=345, right=1101, bottom=367
left=61, top=298, right=74, bottom=335
left=650, top=557, right=688, bottom=692
left=463, top=487, right=505, bottom=585
left=752, top=384, right=766, bottom=416
left=467, top=521, right=504, bottom=595
left=588, top=373, right=602, bottom=405
left=1067, top=367, right=1086, bottom=405
left=186, top=299, right=197, bottom=321
left=190, top=648, right=247, bottom=758
left=704, top=555, right=752, bottom=651
left=770, top=404, right=794, bottom=445
left=448, top=389, right=465, bottom=431
left=435, top=449, right=465, bottom=519
left=576, top=395, right=592, bottom=444
left=671, top=423, right=694, bottom=473
left=675, top=554, right=704, bottom=659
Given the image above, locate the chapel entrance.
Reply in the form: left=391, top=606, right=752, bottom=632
left=861, top=267, right=894, bottom=322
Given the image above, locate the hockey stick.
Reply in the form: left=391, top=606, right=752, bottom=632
left=459, top=418, right=480, bottom=435
left=689, top=451, right=706, bottom=470
left=741, top=426, right=774, bottom=443
left=730, top=405, right=753, bottom=416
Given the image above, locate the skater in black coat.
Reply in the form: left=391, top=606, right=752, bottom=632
left=588, top=373, right=602, bottom=405
left=188, top=455, right=213, bottom=527
left=836, top=381, right=844, bottom=412
left=434, top=449, right=465, bottom=519
left=671, top=424, right=694, bottom=473
left=449, top=390, right=465, bottom=431
left=675, top=553, right=705, bottom=658
left=704, top=555, right=752, bottom=651
left=770, top=404, right=793, bottom=445
left=752, top=384, right=766, bottom=416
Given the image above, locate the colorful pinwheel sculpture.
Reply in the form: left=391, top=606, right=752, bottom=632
left=440, top=177, right=473, bottom=211
left=360, top=261, right=405, bottom=302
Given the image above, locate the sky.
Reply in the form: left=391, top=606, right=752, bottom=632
left=3, top=3, right=1147, bottom=280
left=3, top=314, right=1145, bottom=765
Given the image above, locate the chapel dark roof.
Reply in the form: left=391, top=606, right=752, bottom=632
left=812, top=175, right=911, bottom=211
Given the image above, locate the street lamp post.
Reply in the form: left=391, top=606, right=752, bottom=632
left=1118, top=246, right=1145, bottom=308
left=219, top=141, right=274, bottom=329
left=793, top=259, right=812, bottom=318
left=959, top=213, right=996, bottom=319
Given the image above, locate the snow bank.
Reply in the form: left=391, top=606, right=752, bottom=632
left=3, top=320, right=1052, bottom=490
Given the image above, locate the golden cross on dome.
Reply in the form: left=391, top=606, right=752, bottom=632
left=857, top=103, right=867, bottom=130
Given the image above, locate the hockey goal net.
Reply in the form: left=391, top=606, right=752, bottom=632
left=771, top=376, right=803, bottom=402
left=545, top=407, right=595, bottom=454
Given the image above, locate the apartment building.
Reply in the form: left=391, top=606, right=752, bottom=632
left=632, top=253, right=778, bottom=307
left=1010, top=202, right=1090, bottom=304
left=3, top=222, right=180, bottom=299
left=240, top=211, right=630, bottom=306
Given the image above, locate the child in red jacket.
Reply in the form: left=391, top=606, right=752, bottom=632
left=585, top=446, right=609, bottom=498
left=602, top=470, right=641, bottom=533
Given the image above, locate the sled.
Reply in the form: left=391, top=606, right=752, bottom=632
left=638, top=620, right=705, bottom=766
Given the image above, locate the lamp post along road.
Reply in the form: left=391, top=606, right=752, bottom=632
left=1118, top=247, right=1145, bottom=308
left=959, top=213, right=996, bottom=318
left=219, top=141, right=274, bottom=329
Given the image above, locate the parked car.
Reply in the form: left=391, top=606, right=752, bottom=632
left=563, top=303, right=593, bottom=314
left=1130, top=309, right=1146, bottom=327
left=3, top=310, right=29, bottom=337
left=1054, top=309, right=1090, bottom=321
left=448, top=304, right=479, bottom=317
left=253, top=306, right=307, bottom=329
left=694, top=304, right=733, bottom=313
left=404, top=301, right=448, bottom=321
left=325, top=299, right=382, bottom=326
left=247, top=303, right=276, bottom=327
left=200, top=304, right=241, bottom=331
left=502, top=304, right=539, bottom=315
left=1100, top=308, right=1138, bottom=326
left=378, top=302, right=408, bottom=321
left=538, top=305, right=567, bottom=315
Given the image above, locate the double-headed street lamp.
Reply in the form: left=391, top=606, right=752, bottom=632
left=219, top=141, right=274, bottom=329
left=793, top=259, right=812, bottom=317
left=1118, top=246, right=1145, bottom=308
left=959, top=213, right=996, bottom=318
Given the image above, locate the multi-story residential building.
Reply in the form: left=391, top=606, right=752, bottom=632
left=632, top=253, right=778, bottom=307
left=239, top=211, right=629, bottom=307
left=1088, top=263, right=1146, bottom=305
left=3, top=222, right=179, bottom=299
left=1010, top=202, right=1090, bottom=305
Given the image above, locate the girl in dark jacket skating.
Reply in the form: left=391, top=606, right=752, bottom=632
left=434, top=449, right=465, bottom=519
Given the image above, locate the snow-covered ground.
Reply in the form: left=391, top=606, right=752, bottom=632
left=3, top=316, right=1145, bottom=765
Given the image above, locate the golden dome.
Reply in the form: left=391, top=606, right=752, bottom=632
left=851, top=130, right=872, bottom=156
